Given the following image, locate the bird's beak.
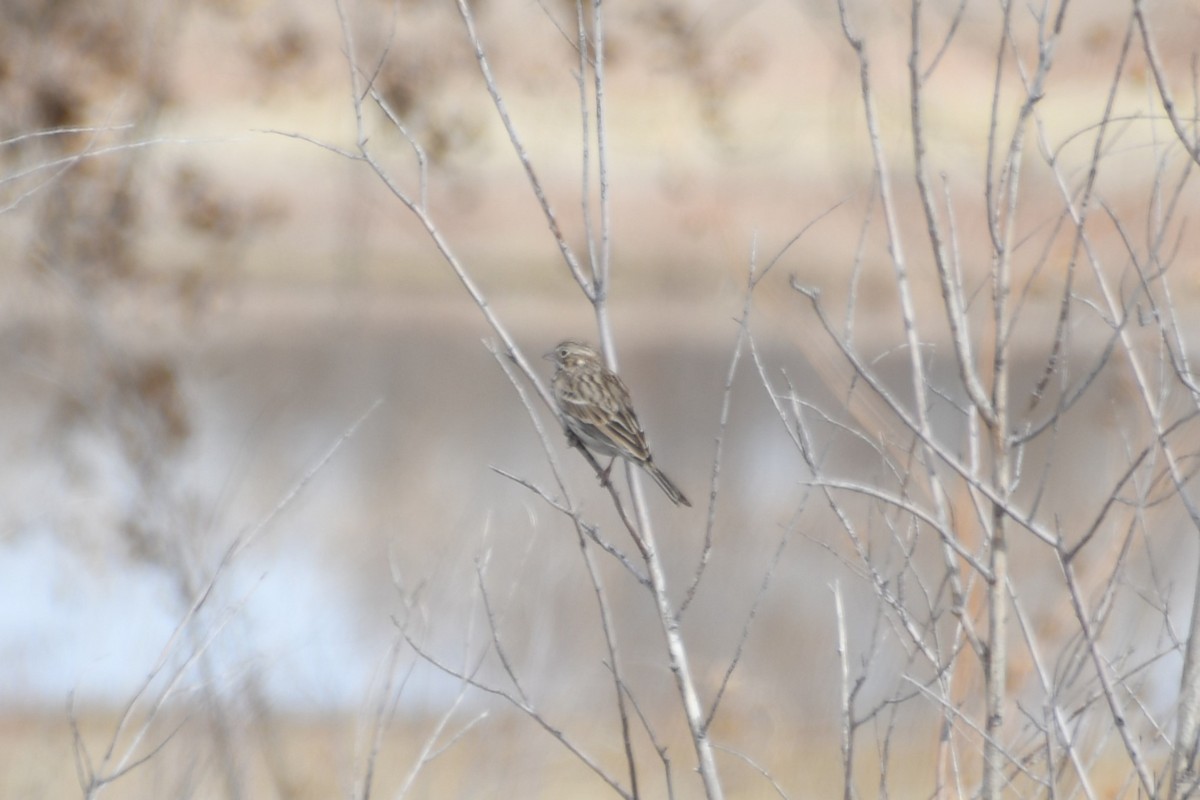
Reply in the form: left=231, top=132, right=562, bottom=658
left=542, top=350, right=555, bottom=361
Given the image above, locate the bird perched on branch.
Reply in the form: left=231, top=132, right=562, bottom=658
left=546, top=339, right=691, bottom=507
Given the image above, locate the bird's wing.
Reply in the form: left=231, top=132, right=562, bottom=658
left=562, top=372, right=651, bottom=461
left=601, top=380, right=651, bottom=461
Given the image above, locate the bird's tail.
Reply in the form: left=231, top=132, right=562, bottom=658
left=644, top=462, right=692, bottom=507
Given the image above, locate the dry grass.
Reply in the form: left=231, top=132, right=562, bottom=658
left=0, top=708, right=913, bottom=799
left=1, top=706, right=1152, bottom=798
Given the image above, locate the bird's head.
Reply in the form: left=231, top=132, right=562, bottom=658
left=544, top=339, right=601, bottom=369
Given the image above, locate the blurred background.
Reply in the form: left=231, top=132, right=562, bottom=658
left=3, top=0, right=1200, bottom=797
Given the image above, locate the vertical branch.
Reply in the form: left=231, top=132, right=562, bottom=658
left=575, top=2, right=723, bottom=795
left=575, top=0, right=597, bottom=275
left=591, top=0, right=612, bottom=300
left=570, top=0, right=614, bottom=361
left=1173, top=534, right=1200, bottom=798
left=983, top=370, right=1010, bottom=800
left=833, top=582, right=857, bottom=800
left=637, top=508, right=726, bottom=800
left=1171, top=491, right=1200, bottom=796
left=909, top=1, right=1017, bottom=790
left=981, top=2, right=1068, bottom=795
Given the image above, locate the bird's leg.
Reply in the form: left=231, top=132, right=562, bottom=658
left=598, top=457, right=617, bottom=489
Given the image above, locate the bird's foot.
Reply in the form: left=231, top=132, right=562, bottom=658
left=598, top=457, right=617, bottom=489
